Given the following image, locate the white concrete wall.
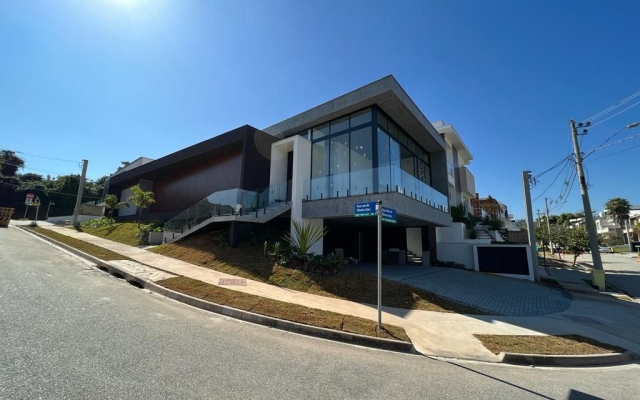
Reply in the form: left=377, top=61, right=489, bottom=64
left=272, top=135, right=324, bottom=254
left=118, top=186, right=137, bottom=216
left=406, top=227, right=422, bottom=255
left=436, top=222, right=466, bottom=243
left=305, top=218, right=324, bottom=254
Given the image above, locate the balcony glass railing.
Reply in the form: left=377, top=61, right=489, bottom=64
left=164, top=181, right=290, bottom=235
left=303, top=166, right=449, bottom=213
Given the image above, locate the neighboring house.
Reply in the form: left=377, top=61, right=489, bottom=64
left=595, top=211, right=623, bottom=241
left=621, top=206, right=640, bottom=242
left=568, top=217, right=586, bottom=229
left=431, top=121, right=475, bottom=212
left=471, top=194, right=509, bottom=222
left=106, top=76, right=453, bottom=264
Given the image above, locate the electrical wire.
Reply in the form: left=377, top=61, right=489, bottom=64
left=584, top=131, right=640, bottom=154
left=13, top=151, right=79, bottom=164
left=587, top=143, right=640, bottom=163
left=532, top=154, right=572, bottom=180
left=533, top=158, right=572, bottom=201
left=582, top=89, right=640, bottom=123
left=0, top=182, right=101, bottom=199
left=588, top=100, right=640, bottom=129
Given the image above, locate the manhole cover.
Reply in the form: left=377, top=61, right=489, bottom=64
left=218, top=278, right=247, bottom=286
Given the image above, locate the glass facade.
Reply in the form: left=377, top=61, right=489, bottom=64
left=305, top=106, right=446, bottom=211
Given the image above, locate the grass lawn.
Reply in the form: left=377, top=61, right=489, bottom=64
left=150, top=231, right=484, bottom=314
left=474, top=334, right=626, bottom=355
left=26, top=226, right=130, bottom=261
left=158, top=276, right=410, bottom=342
left=77, top=222, right=140, bottom=246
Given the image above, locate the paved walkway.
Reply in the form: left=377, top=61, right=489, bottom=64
left=351, top=265, right=573, bottom=316
left=21, top=224, right=640, bottom=361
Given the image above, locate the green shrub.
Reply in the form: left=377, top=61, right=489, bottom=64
left=81, top=217, right=116, bottom=229
left=468, top=229, right=477, bottom=239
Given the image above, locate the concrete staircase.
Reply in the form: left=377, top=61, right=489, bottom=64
left=475, top=230, right=492, bottom=240
left=406, top=250, right=423, bottom=265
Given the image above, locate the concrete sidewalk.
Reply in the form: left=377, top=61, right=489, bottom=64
left=29, top=224, right=640, bottom=361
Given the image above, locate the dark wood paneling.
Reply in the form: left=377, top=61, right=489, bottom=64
left=151, top=145, right=243, bottom=212
left=240, top=129, right=277, bottom=190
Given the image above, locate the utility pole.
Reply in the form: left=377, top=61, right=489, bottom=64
left=536, top=209, right=541, bottom=227
left=522, top=171, right=540, bottom=281
left=72, top=160, right=88, bottom=227
left=570, top=120, right=605, bottom=289
left=545, top=197, right=553, bottom=254
left=625, top=219, right=632, bottom=251
left=536, top=209, right=547, bottom=265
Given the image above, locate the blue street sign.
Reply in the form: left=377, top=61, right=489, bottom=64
left=354, top=202, right=377, bottom=217
left=382, top=207, right=397, bottom=224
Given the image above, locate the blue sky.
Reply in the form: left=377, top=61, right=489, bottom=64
left=1, top=0, right=639, bottom=217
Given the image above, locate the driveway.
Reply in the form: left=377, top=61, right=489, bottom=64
left=549, top=253, right=640, bottom=298
left=350, top=265, right=572, bottom=316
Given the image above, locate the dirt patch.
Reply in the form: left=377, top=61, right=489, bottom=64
left=150, top=232, right=485, bottom=314
left=158, top=276, right=410, bottom=342
left=474, top=334, right=626, bottom=355
left=27, top=227, right=130, bottom=261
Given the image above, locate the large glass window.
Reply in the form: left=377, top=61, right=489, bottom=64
left=350, top=126, right=373, bottom=195
left=312, top=123, right=330, bottom=140
left=390, top=137, right=401, bottom=191
left=400, top=145, right=415, bottom=177
left=350, top=109, right=371, bottom=127
left=330, top=116, right=349, bottom=134
left=330, top=133, right=349, bottom=196
left=377, top=128, right=391, bottom=192
left=311, top=139, right=329, bottom=200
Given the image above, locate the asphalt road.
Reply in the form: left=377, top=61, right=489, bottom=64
left=1, top=226, right=639, bottom=400
left=551, top=253, right=640, bottom=298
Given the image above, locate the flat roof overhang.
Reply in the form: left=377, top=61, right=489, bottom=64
left=438, top=126, right=473, bottom=165
left=109, top=125, right=255, bottom=187
left=301, top=192, right=452, bottom=227
left=263, top=75, right=447, bottom=154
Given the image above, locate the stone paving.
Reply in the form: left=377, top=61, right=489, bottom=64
left=352, top=265, right=573, bottom=316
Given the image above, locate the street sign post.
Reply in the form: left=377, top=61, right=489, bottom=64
left=354, top=201, right=396, bottom=328
left=382, top=207, right=397, bottom=224
left=354, top=201, right=377, bottom=217
left=23, top=193, right=35, bottom=219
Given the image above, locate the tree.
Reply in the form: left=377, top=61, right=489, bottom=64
left=127, top=185, right=155, bottom=228
left=283, top=219, right=328, bottom=254
left=0, top=150, right=25, bottom=178
left=103, top=194, right=125, bottom=219
left=605, top=197, right=631, bottom=226
left=514, top=219, right=527, bottom=231
left=566, top=228, right=590, bottom=267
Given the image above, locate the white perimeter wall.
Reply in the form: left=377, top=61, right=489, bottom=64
left=436, top=222, right=490, bottom=269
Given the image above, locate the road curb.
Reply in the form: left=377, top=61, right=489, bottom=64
left=20, top=226, right=416, bottom=355
left=498, top=351, right=640, bottom=367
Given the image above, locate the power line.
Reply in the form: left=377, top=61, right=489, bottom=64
left=532, top=154, right=572, bottom=181
left=582, top=89, right=640, bottom=123
left=533, top=158, right=572, bottom=201
left=588, top=99, right=640, bottom=128
left=587, top=143, right=640, bottom=163
left=0, top=182, right=101, bottom=199
left=13, top=151, right=79, bottom=164
left=584, top=131, right=640, bottom=154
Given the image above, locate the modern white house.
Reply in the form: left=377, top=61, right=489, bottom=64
left=431, top=121, right=475, bottom=212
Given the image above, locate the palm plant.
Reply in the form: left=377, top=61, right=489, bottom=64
left=283, top=219, right=328, bottom=254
